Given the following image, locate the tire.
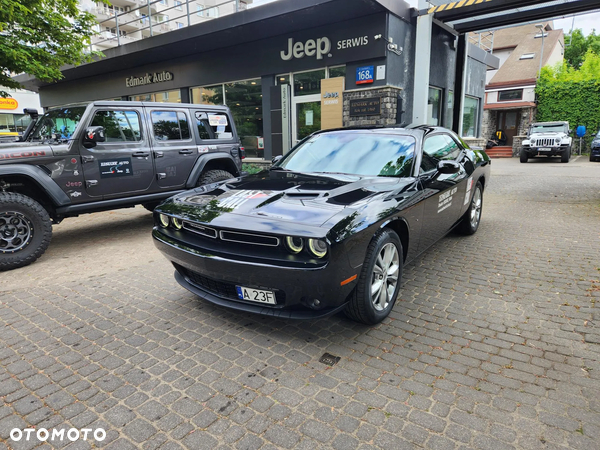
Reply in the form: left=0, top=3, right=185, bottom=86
left=345, top=229, right=403, bottom=325
left=0, top=192, right=52, bottom=271
left=197, top=169, right=235, bottom=187
left=561, top=147, right=571, bottom=163
left=142, top=202, right=161, bottom=212
left=457, top=181, right=483, bottom=236
left=520, top=149, right=528, bottom=163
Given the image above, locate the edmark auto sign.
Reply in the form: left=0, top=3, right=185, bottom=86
left=126, top=71, right=174, bottom=88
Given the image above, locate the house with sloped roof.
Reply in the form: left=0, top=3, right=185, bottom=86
left=480, top=23, right=564, bottom=157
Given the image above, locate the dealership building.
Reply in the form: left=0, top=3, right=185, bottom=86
left=17, top=0, right=498, bottom=159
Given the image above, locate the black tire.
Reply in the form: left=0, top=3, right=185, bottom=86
left=197, top=170, right=235, bottom=187
left=345, top=229, right=403, bottom=325
left=457, top=181, right=483, bottom=236
left=142, top=202, right=161, bottom=212
left=520, top=149, right=528, bottom=163
left=561, top=147, right=571, bottom=163
left=0, top=192, right=52, bottom=271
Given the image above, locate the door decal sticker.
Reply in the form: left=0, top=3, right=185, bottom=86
left=99, top=157, right=133, bottom=178
left=438, top=187, right=458, bottom=214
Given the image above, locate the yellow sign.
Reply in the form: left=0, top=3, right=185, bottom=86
left=321, top=77, right=345, bottom=131
left=428, top=0, right=493, bottom=14
left=0, top=98, right=18, bottom=110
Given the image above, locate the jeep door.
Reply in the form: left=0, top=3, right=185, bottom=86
left=147, top=108, right=198, bottom=188
left=79, top=107, right=154, bottom=198
left=417, top=133, right=469, bottom=253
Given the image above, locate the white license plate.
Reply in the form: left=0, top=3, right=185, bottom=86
left=236, top=286, right=276, bottom=305
left=538, top=148, right=551, bottom=152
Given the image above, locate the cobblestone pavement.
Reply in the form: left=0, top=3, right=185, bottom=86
left=1, top=156, right=599, bottom=450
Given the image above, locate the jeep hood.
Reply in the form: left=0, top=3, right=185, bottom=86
left=158, top=171, right=410, bottom=228
left=0, top=142, right=55, bottom=162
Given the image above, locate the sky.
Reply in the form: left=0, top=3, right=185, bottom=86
left=250, top=0, right=599, bottom=36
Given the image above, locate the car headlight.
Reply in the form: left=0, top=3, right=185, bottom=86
left=530, top=139, right=536, bottom=146
left=171, top=217, right=183, bottom=230
left=285, top=236, right=304, bottom=254
left=307, top=239, right=328, bottom=258
left=159, top=214, right=170, bottom=228
left=555, top=139, right=561, bottom=145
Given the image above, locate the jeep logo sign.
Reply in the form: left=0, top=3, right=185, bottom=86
left=280, top=37, right=332, bottom=61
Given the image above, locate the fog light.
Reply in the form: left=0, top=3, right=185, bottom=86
left=285, top=236, right=304, bottom=254
left=308, top=239, right=328, bottom=258
left=171, top=218, right=183, bottom=230
left=159, top=214, right=170, bottom=228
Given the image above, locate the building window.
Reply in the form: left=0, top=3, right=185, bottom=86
left=129, top=90, right=181, bottom=103
left=294, top=70, right=326, bottom=96
left=196, top=4, right=204, bottom=16
left=206, top=7, right=219, bottom=17
left=328, top=66, right=346, bottom=79
left=520, top=53, right=535, bottom=60
left=191, top=79, right=263, bottom=158
left=445, top=91, right=454, bottom=130
left=498, top=89, right=523, bottom=101
left=159, top=0, right=167, bottom=4
left=462, top=96, right=480, bottom=138
left=176, top=22, right=184, bottom=29
left=175, top=1, right=182, bottom=10
left=427, top=87, right=442, bottom=126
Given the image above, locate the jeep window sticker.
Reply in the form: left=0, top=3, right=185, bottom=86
left=99, top=157, right=133, bottom=178
left=438, top=187, right=458, bottom=214
left=464, top=177, right=474, bottom=205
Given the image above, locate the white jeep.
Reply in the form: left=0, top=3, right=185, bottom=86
left=521, top=121, right=572, bottom=163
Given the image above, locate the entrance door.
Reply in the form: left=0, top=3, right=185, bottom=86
left=497, top=111, right=520, bottom=147
left=292, top=96, right=321, bottom=146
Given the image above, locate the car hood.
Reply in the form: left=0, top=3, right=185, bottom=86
left=530, top=132, right=567, bottom=138
left=0, top=142, right=55, bottom=162
left=160, top=171, right=411, bottom=228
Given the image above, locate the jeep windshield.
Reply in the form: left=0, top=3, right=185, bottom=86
left=275, top=131, right=416, bottom=177
left=530, top=124, right=567, bottom=134
left=27, top=107, right=87, bottom=142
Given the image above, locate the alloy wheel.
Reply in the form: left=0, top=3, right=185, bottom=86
left=371, top=243, right=400, bottom=311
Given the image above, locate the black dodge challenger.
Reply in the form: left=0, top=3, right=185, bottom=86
left=153, top=126, right=491, bottom=324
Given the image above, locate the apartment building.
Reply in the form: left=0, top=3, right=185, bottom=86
left=79, top=0, right=251, bottom=51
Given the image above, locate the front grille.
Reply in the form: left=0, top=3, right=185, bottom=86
left=183, top=222, right=217, bottom=238
left=535, top=138, right=556, bottom=147
left=219, top=230, right=280, bottom=247
left=182, top=268, right=286, bottom=304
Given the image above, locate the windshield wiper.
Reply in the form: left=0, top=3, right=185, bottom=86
left=270, top=166, right=291, bottom=171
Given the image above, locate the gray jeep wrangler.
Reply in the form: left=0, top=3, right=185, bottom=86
left=0, top=101, right=244, bottom=270
left=520, top=121, right=572, bottom=163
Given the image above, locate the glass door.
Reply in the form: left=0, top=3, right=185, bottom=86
left=293, top=98, right=321, bottom=145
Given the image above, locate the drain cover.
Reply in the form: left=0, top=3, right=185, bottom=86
left=319, top=353, right=340, bottom=367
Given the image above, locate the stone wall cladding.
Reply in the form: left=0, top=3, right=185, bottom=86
left=343, top=86, right=404, bottom=128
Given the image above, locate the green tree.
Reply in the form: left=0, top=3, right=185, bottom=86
left=0, top=0, right=100, bottom=97
left=564, top=29, right=600, bottom=68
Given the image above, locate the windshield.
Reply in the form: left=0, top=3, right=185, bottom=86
left=28, top=107, right=87, bottom=142
left=530, top=124, right=567, bottom=134
left=276, top=131, right=416, bottom=177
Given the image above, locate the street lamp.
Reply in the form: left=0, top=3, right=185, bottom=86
left=536, top=23, right=546, bottom=78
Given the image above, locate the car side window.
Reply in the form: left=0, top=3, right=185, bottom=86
left=151, top=111, right=191, bottom=141
left=420, top=134, right=461, bottom=174
left=195, top=111, right=233, bottom=140
left=90, top=110, right=142, bottom=142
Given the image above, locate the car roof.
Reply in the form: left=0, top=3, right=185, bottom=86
left=531, top=122, right=568, bottom=126
left=46, top=101, right=230, bottom=111
left=311, top=124, right=455, bottom=139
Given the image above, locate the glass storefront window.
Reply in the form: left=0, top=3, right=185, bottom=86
left=129, top=89, right=181, bottom=103
left=225, top=79, right=263, bottom=158
left=445, top=91, right=454, bottom=130
left=190, top=85, right=224, bottom=105
left=294, top=70, right=325, bottom=96
left=0, top=114, right=16, bottom=133
left=462, top=96, right=480, bottom=137
left=427, top=87, right=442, bottom=126
left=328, top=66, right=346, bottom=79
left=276, top=74, right=290, bottom=86
left=191, top=79, right=263, bottom=158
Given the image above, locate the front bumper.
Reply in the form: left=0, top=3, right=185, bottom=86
left=523, top=146, right=568, bottom=156
left=153, top=229, right=358, bottom=319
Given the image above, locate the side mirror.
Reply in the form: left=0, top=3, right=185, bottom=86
left=271, top=155, right=283, bottom=165
left=82, top=126, right=105, bottom=149
left=437, top=160, right=461, bottom=175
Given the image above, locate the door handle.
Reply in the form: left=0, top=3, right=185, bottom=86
left=86, top=180, right=98, bottom=188
left=155, top=151, right=164, bottom=158
left=81, top=156, right=94, bottom=163
left=133, top=151, right=150, bottom=158
left=179, top=149, right=194, bottom=155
